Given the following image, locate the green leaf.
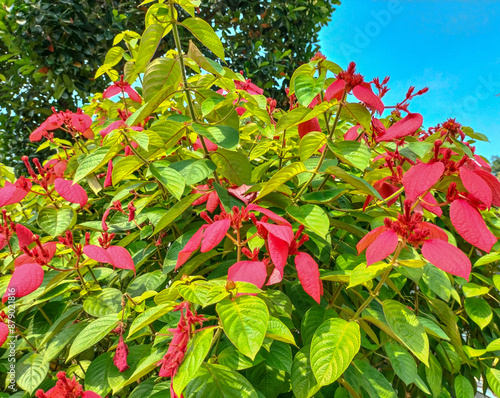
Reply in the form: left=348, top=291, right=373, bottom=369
left=275, top=102, right=330, bottom=133
left=213, top=182, right=245, bottom=212
left=417, top=316, right=450, bottom=341
left=325, top=166, right=383, bottom=200
left=182, top=18, right=225, bottom=60
left=143, top=57, right=182, bottom=103
left=173, top=327, right=215, bottom=396
left=425, top=355, right=442, bottom=397
left=218, top=346, right=264, bottom=370
left=37, top=206, right=76, bottom=237
left=329, top=141, right=371, bottom=170
left=103, top=46, right=125, bottom=67
left=43, top=323, right=86, bottom=364
left=464, top=297, right=492, bottom=329
left=384, top=341, right=417, bottom=385
left=128, top=303, right=174, bottom=337
left=131, top=23, right=170, bottom=81
left=265, top=316, right=296, bottom=345
left=257, top=162, right=308, bottom=200
left=341, top=103, right=372, bottom=130
left=112, top=156, right=143, bottom=185
left=295, top=75, right=323, bottom=107
left=211, top=148, right=252, bottom=185
left=486, top=367, right=500, bottom=397
left=261, top=341, right=292, bottom=373
left=149, top=161, right=186, bottom=200
left=462, top=283, right=489, bottom=298
left=486, top=338, right=500, bottom=352
left=83, top=288, right=123, bottom=317
left=422, top=263, right=451, bottom=301
left=178, top=282, right=212, bottom=306
left=454, top=375, right=474, bottom=398
left=291, top=345, right=321, bottom=398
left=39, top=305, right=82, bottom=347
left=301, top=306, right=338, bottom=347
left=16, top=352, right=49, bottom=394
left=352, top=360, right=397, bottom=398
left=299, top=132, right=326, bottom=162
left=74, top=146, right=115, bottom=183
left=192, top=124, right=240, bottom=150
left=85, top=352, right=113, bottom=397
left=216, top=296, right=269, bottom=360
left=301, top=189, right=345, bottom=203
left=68, top=314, right=119, bottom=360
left=310, top=318, right=361, bottom=386
left=286, top=204, right=329, bottom=238
left=169, top=159, right=216, bottom=186
left=383, top=300, right=429, bottom=366
left=348, top=262, right=390, bottom=288
left=127, top=270, right=167, bottom=297
left=186, top=364, right=258, bottom=397
left=153, top=194, right=202, bottom=235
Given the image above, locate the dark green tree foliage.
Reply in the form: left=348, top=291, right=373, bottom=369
left=0, top=0, right=145, bottom=170
left=0, top=0, right=339, bottom=172
left=199, top=0, right=340, bottom=100
left=491, top=155, right=500, bottom=176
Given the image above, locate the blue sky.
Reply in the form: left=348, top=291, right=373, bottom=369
left=318, top=0, right=500, bottom=159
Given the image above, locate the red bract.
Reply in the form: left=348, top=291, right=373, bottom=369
left=191, top=184, right=221, bottom=213
left=357, top=200, right=472, bottom=280
left=449, top=199, right=497, bottom=253
left=345, top=124, right=362, bottom=141
left=459, top=167, right=500, bottom=208
left=235, top=75, right=264, bottom=96
left=176, top=216, right=229, bottom=268
left=0, top=321, right=8, bottom=347
left=363, top=177, right=400, bottom=210
left=35, top=371, right=102, bottom=398
left=294, top=252, right=323, bottom=304
left=54, top=178, right=88, bottom=207
left=103, top=75, right=142, bottom=103
left=104, top=160, right=114, bottom=188
left=376, top=112, right=424, bottom=142
left=298, top=117, right=321, bottom=139
left=402, top=162, right=445, bottom=202
left=228, top=261, right=268, bottom=288
left=15, top=223, right=35, bottom=248
left=113, top=335, right=130, bottom=372
left=2, top=263, right=44, bottom=303
left=30, top=108, right=93, bottom=142
left=0, top=178, right=32, bottom=207
left=325, top=62, right=384, bottom=114
left=158, top=303, right=206, bottom=398
left=83, top=244, right=136, bottom=275
left=192, top=137, right=218, bottom=152
left=15, top=241, right=57, bottom=267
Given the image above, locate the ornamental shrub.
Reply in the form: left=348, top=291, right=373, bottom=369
left=1, top=1, right=499, bottom=397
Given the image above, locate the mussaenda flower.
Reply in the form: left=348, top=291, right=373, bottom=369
left=35, top=371, right=102, bottom=398
left=325, top=62, right=384, bottom=114
left=103, top=74, right=142, bottom=103
left=357, top=200, right=472, bottom=280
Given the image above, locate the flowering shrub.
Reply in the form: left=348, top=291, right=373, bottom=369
left=1, top=1, right=500, bottom=397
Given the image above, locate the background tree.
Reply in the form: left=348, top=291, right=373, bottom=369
left=0, top=0, right=340, bottom=172
left=491, top=155, right=500, bottom=176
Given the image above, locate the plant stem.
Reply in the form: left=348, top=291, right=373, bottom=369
left=278, top=129, right=287, bottom=170
left=352, top=243, right=402, bottom=319
left=293, top=94, right=346, bottom=203
left=169, top=0, right=220, bottom=184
